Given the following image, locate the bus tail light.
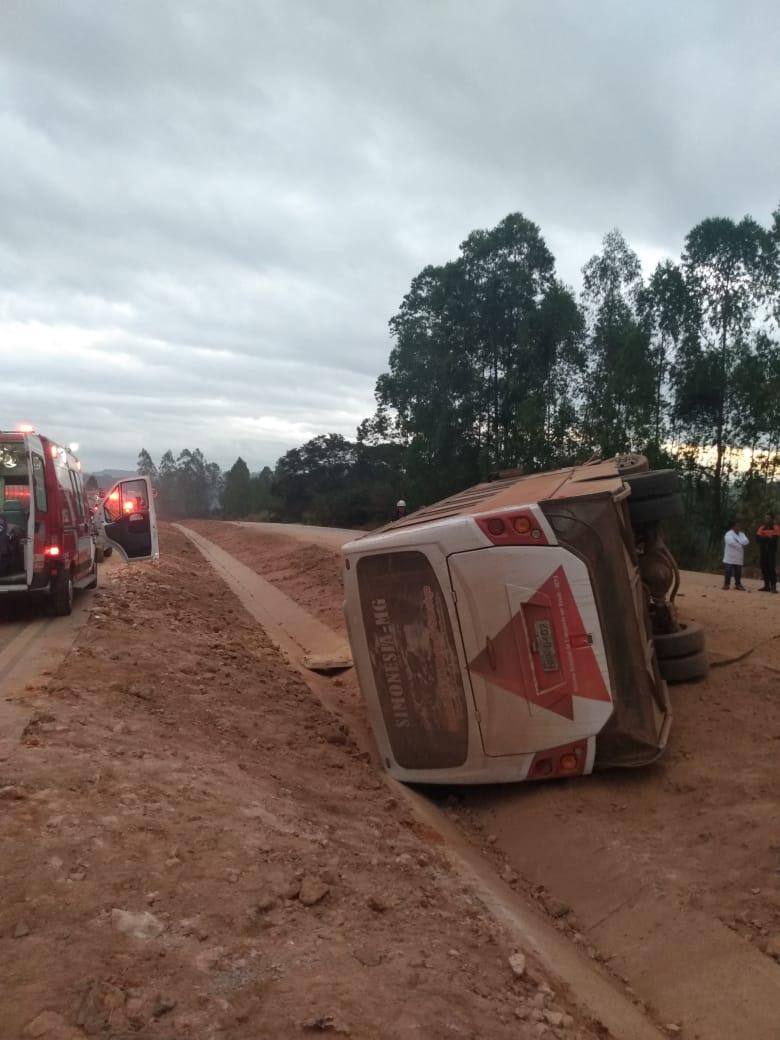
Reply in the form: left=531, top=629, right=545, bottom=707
left=529, top=741, right=587, bottom=780
left=476, top=509, right=549, bottom=546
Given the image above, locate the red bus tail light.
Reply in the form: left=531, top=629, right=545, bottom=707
left=476, top=509, right=548, bottom=546
left=44, top=545, right=61, bottom=557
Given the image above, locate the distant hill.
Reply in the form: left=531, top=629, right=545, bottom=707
left=85, top=468, right=136, bottom=490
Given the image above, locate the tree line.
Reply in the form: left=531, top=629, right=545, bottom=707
left=136, top=206, right=779, bottom=568
left=132, top=448, right=276, bottom=521
left=370, top=211, right=778, bottom=543
left=133, top=439, right=404, bottom=530
left=134, top=448, right=223, bottom=519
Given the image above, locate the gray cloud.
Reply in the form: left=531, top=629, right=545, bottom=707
left=1, top=0, right=777, bottom=472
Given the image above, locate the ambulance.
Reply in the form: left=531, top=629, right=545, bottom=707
left=0, top=427, right=158, bottom=616
left=342, top=456, right=706, bottom=784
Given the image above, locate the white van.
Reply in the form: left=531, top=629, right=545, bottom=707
left=342, top=457, right=705, bottom=785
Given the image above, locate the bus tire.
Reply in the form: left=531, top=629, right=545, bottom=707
left=653, top=622, right=705, bottom=660
left=659, top=649, right=709, bottom=684
left=629, top=492, right=684, bottom=524
left=625, top=469, right=680, bottom=500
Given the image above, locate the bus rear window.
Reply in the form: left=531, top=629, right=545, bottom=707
left=357, top=551, right=469, bottom=770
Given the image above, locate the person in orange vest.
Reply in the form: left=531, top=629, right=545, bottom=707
left=756, top=512, right=780, bottom=594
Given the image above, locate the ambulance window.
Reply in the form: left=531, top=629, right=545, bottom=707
left=56, top=463, right=75, bottom=526
left=31, top=453, right=47, bottom=512
left=69, top=470, right=86, bottom=520
left=103, top=488, right=122, bottom=522
left=121, top=479, right=149, bottom=510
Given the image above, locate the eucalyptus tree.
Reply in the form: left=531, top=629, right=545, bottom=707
left=151, top=448, right=220, bottom=518
left=639, top=260, right=691, bottom=448
left=136, top=448, right=158, bottom=482
left=458, top=214, right=553, bottom=465
left=730, top=331, right=780, bottom=484
left=580, top=230, right=656, bottom=456
left=175, top=449, right=212, bottom=517
left=222, top=457, right=251, bottom=517
left=376, top=213, right=584, bottom=499
left=157, top=449, right=178, bottom=517
left=677, top=215, right=778, bottom=527
left=249, top=466, right=275, bottom=516
left=379, top=257, right=481, bottom=500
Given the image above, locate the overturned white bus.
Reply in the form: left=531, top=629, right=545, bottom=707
left=343, top=456, right=705, bottom=785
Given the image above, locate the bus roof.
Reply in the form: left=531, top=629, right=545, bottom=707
left=377, top=459, right=625, bottom=534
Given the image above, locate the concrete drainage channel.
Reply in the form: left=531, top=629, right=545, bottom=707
left=178, top=524, right=669, bottom=1040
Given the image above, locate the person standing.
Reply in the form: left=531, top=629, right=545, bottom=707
left=756, top=512, right=780, bottom=593
left=722, top=520, right=749, bottom=590
left=392, top=499, right=407, bottom=522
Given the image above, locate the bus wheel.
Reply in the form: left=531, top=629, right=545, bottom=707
left=653, top=622, right=705, bottom=659
left=629, top=492, right=684, bottom=525
left=49, top=570, right=74, bottom=616
left=658, top=648, right=709, bottom=684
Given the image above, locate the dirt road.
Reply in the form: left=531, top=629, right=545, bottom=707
left=231, top=521, right=361, bottom=552
left=2, top=526, right=608, bottom=1040
left=187, top=519, right=780, bottom=1040
left=0, top=587, right=97, bottom=761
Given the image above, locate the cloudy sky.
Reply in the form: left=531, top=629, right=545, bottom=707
left=1, top=1, right=778, bottom=474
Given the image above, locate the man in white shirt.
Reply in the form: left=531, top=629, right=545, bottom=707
left=722, top=520, right=749, bottom=590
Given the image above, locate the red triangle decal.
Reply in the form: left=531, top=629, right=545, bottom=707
left=468, top=566, right=609, bottom=719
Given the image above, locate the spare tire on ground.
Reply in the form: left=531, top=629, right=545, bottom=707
left=653, top=622, right=706, bottom=660
left=625, top=469, right=680, bottom=499
left=629, top=493, right=685, bottom=524
left=658, top=648, right=709, bottom=683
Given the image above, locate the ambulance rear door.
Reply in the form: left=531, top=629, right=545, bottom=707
left=101, top=476, right=159, bottom=562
